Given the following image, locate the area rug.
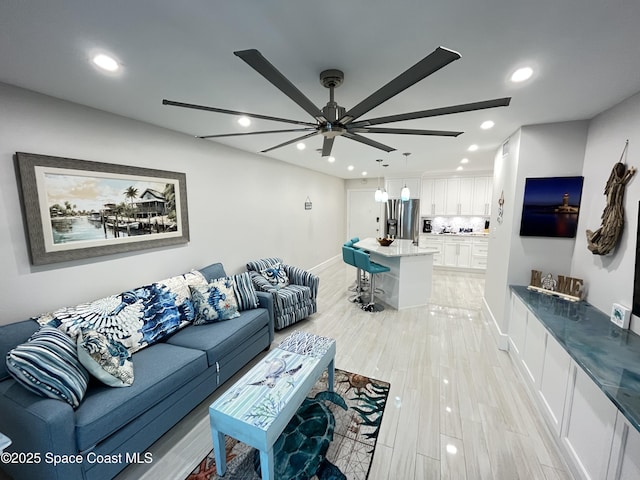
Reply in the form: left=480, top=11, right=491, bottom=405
left=187, top=368, right=390, bottom=480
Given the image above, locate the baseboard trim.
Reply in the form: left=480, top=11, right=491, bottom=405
left=310, top=255, right=341, bottom=274
left=481, top=296, right=509, bottom=351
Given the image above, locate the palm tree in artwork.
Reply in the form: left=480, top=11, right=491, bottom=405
left=124, top=186, right=138, bottom=218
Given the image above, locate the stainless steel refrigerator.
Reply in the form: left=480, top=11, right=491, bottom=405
left=384, top=199, right=420, bottom=244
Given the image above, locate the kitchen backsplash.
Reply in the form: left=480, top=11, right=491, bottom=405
left=424, top=216, right=488, bottom=233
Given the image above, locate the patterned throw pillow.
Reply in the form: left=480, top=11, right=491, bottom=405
left=36, top=283, right=182, bottom=355
left=260, top=263, right=289, bottom=288
left=6, top=326, right=90, bottom=408
left=190, top=278, right=241, bottom=325
left=157, top=270, right=209, bottom=323
left=77, top=330, right=134, bottom=387
left=231, top=272, right=259, bottom=310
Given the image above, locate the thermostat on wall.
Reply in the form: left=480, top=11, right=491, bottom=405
left=611, top=303, right=631, bottom=329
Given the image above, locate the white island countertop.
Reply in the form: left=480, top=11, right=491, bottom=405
left=354, top=238, right=438, bottom=257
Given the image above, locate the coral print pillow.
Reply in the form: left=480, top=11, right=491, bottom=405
left=189, top=278, right=241, bottom=325
left=260, top=263, right=290, bottom=288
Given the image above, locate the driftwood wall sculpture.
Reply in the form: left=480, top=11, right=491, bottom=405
left=586, top=140, right=635, bottom=255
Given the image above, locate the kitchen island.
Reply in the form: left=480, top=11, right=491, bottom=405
left=353, top=238, right=438, bottom=310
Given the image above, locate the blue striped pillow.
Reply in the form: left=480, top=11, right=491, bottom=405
left=232, top=272, right=259, bottom=311
left=6, top=326, right=89, bottom=408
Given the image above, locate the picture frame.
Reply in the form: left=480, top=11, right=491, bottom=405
left=519, top=176, right=584, bottom=238
left=15, top=152, right=189, bottom=265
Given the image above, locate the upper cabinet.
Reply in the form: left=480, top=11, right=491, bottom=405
left=472, top=176, right=493, bottom=216
left=422, top=174, right=492, bottom=217
left=445, top=177, right=474, bottom=215
left=386, top=177, right=421, bottom=199
left=420, top=178, right=447, bottom=216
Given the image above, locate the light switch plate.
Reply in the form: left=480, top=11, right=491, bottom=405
left=611, top=303, right=631, bottom=329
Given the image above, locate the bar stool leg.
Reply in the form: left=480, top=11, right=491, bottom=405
left=361, top=272, right=384, bottom=312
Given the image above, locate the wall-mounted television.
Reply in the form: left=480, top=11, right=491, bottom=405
left=519, top=176, right=584, bottom=238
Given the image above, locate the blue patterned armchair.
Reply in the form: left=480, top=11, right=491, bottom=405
left=246, top=257, right=319, bottom=330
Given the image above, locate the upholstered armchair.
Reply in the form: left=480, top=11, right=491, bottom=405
left=246, top=257, right=319, bottom=330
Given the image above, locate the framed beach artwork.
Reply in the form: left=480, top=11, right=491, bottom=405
left=15, top=152, right=189, bottom=265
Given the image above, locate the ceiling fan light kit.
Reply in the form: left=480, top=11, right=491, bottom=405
left=163, top=46, right=511, bottom=161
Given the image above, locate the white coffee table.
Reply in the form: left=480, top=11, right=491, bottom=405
left=210, top=330, right=335, bottom=480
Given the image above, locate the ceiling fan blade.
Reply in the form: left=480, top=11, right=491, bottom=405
left=260, top=131, right=319, bottom=153
left=162, top=99, right=316, bottom=127
left=348, top=97, right=512, bottom=128
left=234, top=49, right=326, bottom=123
left=343, top=132, right=396, bottom=152
left=339, top=46, right=461, bottom=124
left=199, top=128, right=316, bottom=139
left=321, top=137, right=335, bottom=157
left=350, top=127, right=462, bottom=137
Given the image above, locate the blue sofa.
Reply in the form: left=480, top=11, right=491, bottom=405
left=0, top=262, right=274, bottom=480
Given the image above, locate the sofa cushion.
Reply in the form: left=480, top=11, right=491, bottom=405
left=0, top=320, right=40, bottom=381
left=166, top=309, right=268, bottom=367
left=38, top=282, right=183, bottom=355
left=260, top=262, right=290, bottom=288
left=190, top=278, right=241, bottom=324
left=231, top=272, right=259, bottom=311
left=74, top=343, right=207, bottom=451
left=6, top=326, right=90, bottom=408
left=77, top=330, right=134, bottom=387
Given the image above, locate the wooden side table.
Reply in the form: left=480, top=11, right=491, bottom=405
left=209, top=331, right=335, bottom=479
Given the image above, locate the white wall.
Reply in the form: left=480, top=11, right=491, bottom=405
left=484, top=121, right=589, bottom=340
left=571, top=91, right=640, bottom=332
left=0, top=83, right=346, bottom=324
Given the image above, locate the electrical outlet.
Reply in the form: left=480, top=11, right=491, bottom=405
left=611, top=303, right=631, bottom=329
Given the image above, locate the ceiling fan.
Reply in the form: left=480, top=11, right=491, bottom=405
left=163, top=47, right=511, bottom=158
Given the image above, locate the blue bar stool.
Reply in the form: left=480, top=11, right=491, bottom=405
left=342, top=244, right=363, bottom=303
left=353, top=249, right=390, bottom=312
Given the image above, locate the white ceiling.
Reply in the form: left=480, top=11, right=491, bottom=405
left=1, top=0, right=639, bottom=179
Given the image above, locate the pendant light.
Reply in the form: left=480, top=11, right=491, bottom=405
left=400, top=152, right=411, bottom=201
left=374, top=159, right=389, bottom=202
left=374, top=159, right=383, bottom=202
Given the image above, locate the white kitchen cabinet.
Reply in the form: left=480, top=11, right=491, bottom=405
left=445, top=177, right=474, bottom=215
left=561, top=363, right=618, bottom=480
left=442, top=237, right=472, bottom=268
left=386, top=177, right=421, bottom=199
left=420, top=178, right=447, bottom=215
left=608, top=411, right=640, bottom=480
left=538, top=333, right=571, bottom=436
left=522, top=312, right=546, bottom=386
left=472, top=176, right=492, bottom=216
left=420, top=235, right=443, bottom=266
left=509, top=295, right=529, bottom=356
left=471, top=238, right=488, bottom=270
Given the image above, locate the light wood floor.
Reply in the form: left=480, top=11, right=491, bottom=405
left=114, top=262, right=573, bottom=479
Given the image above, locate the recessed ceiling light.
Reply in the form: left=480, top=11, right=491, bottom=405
left=456, top=166, right=464, bottom=171
left=446, top=444, right=458, bottom=455
left=92, top=54, right=119, bottom=72
left=296, top=142, right=306, bottom=151
left=347, top=165, right=354, bottom=171
left=480, top=120, right=495, bottom=130
left=327, top=156, right=335, bottom=163
left=511, top=66, right=533, bottom=83
left=468, top=144, right=478, bottom=152
left=362, top=171, right=368, bottom=176
left=237, top=116, right=251, bottom=127
left=460, top=158, right=469, bottom=164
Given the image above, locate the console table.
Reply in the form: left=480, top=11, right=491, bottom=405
left=509, top=286, right=640, bottom=480
left=209, top=331, right=335, bottom=480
